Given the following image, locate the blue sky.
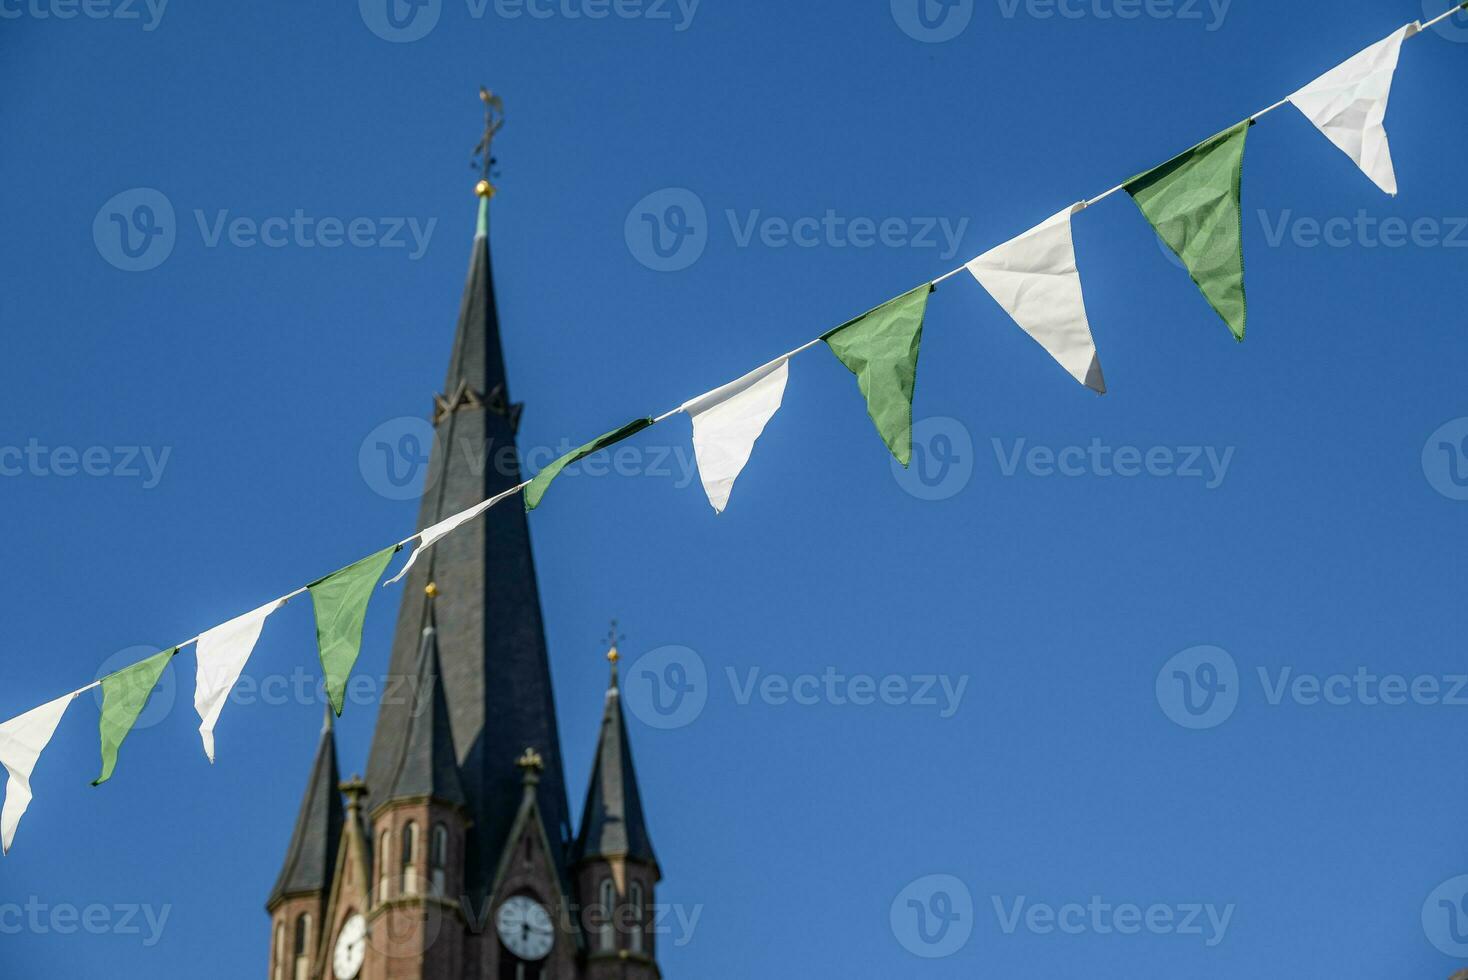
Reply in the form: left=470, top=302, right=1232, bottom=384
left=4, top=0, right=1468, bottom=976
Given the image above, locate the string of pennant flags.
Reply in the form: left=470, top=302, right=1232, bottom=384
left=1, top=4, right=1464, bottom=855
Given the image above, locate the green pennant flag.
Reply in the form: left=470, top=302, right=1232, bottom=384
left=524, top=418, right=655, bottom=512
left=308, top=545, right=400, bottom=716
left=93, top=648, right=176, bottom=786
left=822, top=283, right=933, bottom=467
left=1125, top=120, right=1250, bottom=341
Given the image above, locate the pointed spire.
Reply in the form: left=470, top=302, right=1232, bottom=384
left=366, top=116, right=573, bottom=899
left=268, top=712, right=345, bottom=910
left=573, top=638, right=658, bottom=871
left=381, top=588, right=467, bottom=810
left=436, top=173, right=515, bottom=424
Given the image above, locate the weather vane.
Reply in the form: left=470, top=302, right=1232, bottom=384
left=472, top=86, right=505, bottom=197
left=603, top=619, right=626, bottom=661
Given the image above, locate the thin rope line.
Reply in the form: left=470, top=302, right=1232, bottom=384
left=1423, top=2, right=1466, bottom=31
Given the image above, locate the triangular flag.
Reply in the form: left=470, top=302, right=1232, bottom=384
left=309, top=545, right=399, bottom=716
left=93, top=649, right=175, bottom=786
left=1125, top=121, right=1251, bottom=341
left=194, top=597, right=287, bottom=763
left=1289, top=24, right=1414, bottom=196
left=386, top=485, right=520, bottom=587
left=0, top=692, right=76, bottom=853
left=822, top=284, right=932, bottom=466
left=524, top=418, right=655, bottom=512
left=965, top=205, right=1106, bottom=393
left=682, top=358, right=790, bottom=513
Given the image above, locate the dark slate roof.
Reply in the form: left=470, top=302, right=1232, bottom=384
left=364, top=198, right=573, bottom=898
left=380, top=607, right=467, bottom=809
left=573, top=663, right=658, bottom=870
left=269, top=713, right=344, bottom=909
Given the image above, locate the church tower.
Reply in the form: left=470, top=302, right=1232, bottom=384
left=572, top=647, right=660, bottom=980
left=268, top=108, right=667, bottom=980
left=267, top=712, right=344, bottom=980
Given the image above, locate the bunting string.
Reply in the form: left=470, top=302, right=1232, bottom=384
left=1, top=2, right=1465, bottom=853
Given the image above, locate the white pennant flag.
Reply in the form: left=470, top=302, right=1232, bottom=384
left=0, top=692, right=77, bottom=854
left=194, top=597, right=287, bottom=762
left=384, top=485, right=519, bottom=587
left=682, top=357, right=789, bottom=514
left=1289, top=23, right=1415, bottom=196
left=965, top=205, right=1106, bottom=393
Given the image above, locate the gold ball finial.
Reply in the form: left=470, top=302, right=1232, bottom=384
left=425, top=582, right=439, bottom=598
left=607, top=645, right=620, bottom=664
left=475, top=179, right=495, bottom=199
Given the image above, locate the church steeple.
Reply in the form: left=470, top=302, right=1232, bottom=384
left=573, top=645, right=657, bottom=870
left=573, top=641, right=661, bottom=979
left=364, top=153, right=573, bottom=902
left=377, top=591, right=467, bottom=812
left=269, top=710, right=345, bottom=910
left=267, top=711, right=343, bottom=980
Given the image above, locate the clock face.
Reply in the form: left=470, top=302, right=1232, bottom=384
left=496, top=895, right=554, bottom=961
left=333, top=913, right=367, bottom=980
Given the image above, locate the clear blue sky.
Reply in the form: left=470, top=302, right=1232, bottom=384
left=4, top=0, right=1468, bottom=976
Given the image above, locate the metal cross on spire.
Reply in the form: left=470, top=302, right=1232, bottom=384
left=602, top=619, right=626, bottom=661
left=472, top=86, right=505, bottom=196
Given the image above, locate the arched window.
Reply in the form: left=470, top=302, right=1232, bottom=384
left=598, top=877, right=616, bottom=952
left=273, top=922, right=285, bottom=980
left=378, top=829, right=391, bottom=902
left=293, top=913, right=312, bottom=980
left=430, top=824, right=449, bottom=897
left=401, top=821, right=420, bottom=896
left=629, top=881, right=645, bottom=954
